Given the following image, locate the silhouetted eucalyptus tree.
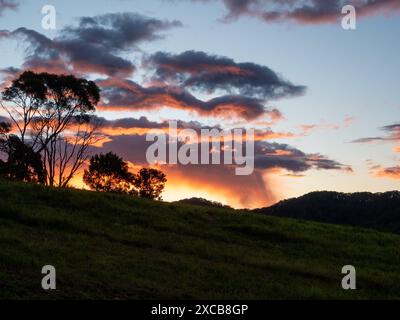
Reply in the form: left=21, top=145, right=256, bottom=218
left=1, top=71, right=102, bottom=187
left=83, top=152, right=136, bottom=195
left=134, top=168, right=167, bottom=200
left=83, top=153, right=167, bottom=200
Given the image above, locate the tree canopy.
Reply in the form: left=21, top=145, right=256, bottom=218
left=134, top=168, right=167, bottom=200
left=1, top=71, right=102, bottom=187
left=84, top=153, right=167, bottom=200
left=83, top=152, right=136, bottom=195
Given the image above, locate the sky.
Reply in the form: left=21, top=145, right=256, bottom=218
left=0, top=0, right=400, bottom=208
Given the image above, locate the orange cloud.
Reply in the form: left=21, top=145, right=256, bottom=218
left=93, top=115, right=296, bottom=143
left=300, top=116, right=355, bottom=135
left=271, top=149, right=295, bottom=157
left=374, top=166, right=400, bottom=180
left=162, top=165, right=275, bottom=209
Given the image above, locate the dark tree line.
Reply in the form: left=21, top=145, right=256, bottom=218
left=83, top=152, right=166, bottom=200
left=255, top=191, right=400, bottom=234
left=0, top=71, right=167, bottom=200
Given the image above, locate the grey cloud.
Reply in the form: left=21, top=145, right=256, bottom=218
left=352, top=122, right=400, bottom=144
left=0, top=0, right=17, bottom=16
left=254, top=141, right=352, bottom=172
left=178, top=0, right=400, bottom=24
left=148, top=50, right=306, bottom=99
left=98, top=78, right=267, bottom=120
left=3, top=13, right=181, bottom=77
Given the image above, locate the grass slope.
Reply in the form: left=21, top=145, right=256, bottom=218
left=0, top=180, right=400, bottom=300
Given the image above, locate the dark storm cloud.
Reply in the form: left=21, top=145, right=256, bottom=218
left=91, top=114, right=293, bottom=141
left=180, top=0, right=400, bottom=24
left=98, top=78, right=267, bottom=120
left=1, top=12, right=302, bottom=120
left=2, top=13, right=181, bottom=77
left=96, top=116, right=217, bottom=131
left=254, top=141, right=352, bottom=172
left=96, top=116, right=167, bottom=130
left=64, top=13, right=181, bottom=50
left=102, top=50, right=306, bottom=120
left=147, top=50, right=306, bottom=99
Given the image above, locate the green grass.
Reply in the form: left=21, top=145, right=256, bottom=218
left=0, top=179, right=400, bottom=300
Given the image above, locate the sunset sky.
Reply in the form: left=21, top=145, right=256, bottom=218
left=1, top=0, right=400, bottom=208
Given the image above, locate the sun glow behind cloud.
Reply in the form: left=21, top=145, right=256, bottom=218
left=162, top=183, right=230, bottom=206
left=67, top=163, right=277, bottom=209
left=68, top=167, right=237, bottom=207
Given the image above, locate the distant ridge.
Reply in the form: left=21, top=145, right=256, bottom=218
left=174, top=197, right=232, bottom=209
left=254, top=191, right=400, bottom=234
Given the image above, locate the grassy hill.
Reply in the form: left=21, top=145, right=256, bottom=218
left=1, top=180, right=400, bottom=300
